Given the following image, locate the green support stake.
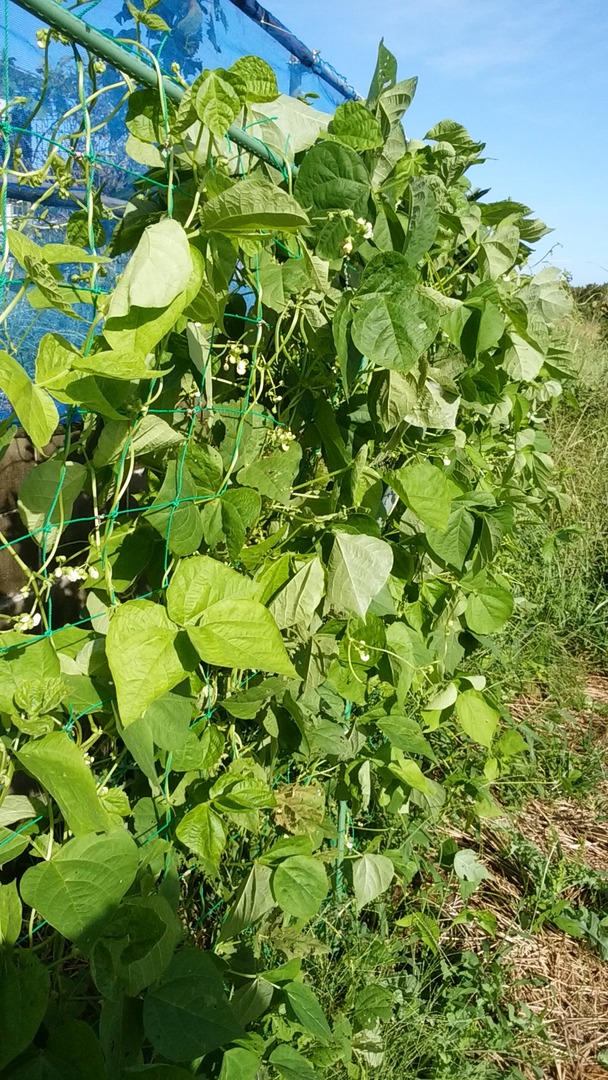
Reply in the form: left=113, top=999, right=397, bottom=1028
left=11, top=0, right=292, bottom=176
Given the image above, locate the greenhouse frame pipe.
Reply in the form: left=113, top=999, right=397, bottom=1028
left=11, top=0, right=294, bottom=175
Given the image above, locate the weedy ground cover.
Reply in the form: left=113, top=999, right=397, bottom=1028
left=0, top=23, right=606, bottom=1080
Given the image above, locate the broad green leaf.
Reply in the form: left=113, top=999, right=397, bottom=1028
left=19, top=831, right=139, bottom=947
left=106, top=601, right=190, bottom=727
left=270, top=557, right=325, bottom=631
left=388, top=757, right=435, bottom=796
left=502, top=333, right=545, bottom=381
left=453, top=849, right=489, bottom=883
left=387, top=461, right=452, bottom=530
left=426, top=508, right=474, bottom=569
left=295, top=142, right=370, bottom=218
left=478, top=220, right=520, bottom=280
left=366, top=39, right=398, bottom=107
left=237, top=441, right=302, bottom=504
left=108, top=219, right=193, bottom=317
left=93, top=415, right=183, bottom=467
left=0, top=881, right=22, bottom=949
left=175, top=803, right=226, bottom=874
left=375, top=716, right=436, bottom=761
left=99, top=997, right=144, bottom=1078
left=219, top=863, right=275, bottom=941
left=0, top=350, right=58, bottom=451
left=201, top=179, right=310, bottom=236
left=284, top=982, right=332, bottom=1041
left=272, top=856, right=328, bottom=920
left=228, top=55, right=278, bottom=102
left=455, top=690, right=498, bottom=748
left=378, top=76, right=418, bottom=125
left=91, top=895, right=180, bottom=997
left=0, top=954, right=49, bottom=1071
left=351, top=253, right=439, bottom=373
left=219, top=1047, right=262, bottom=1080
left=269, top=1045, right=320, bottom=1080
left=125, top=88, right=167, bottom=143
left=465, top=584, right=513, bottom=633
left=193, top=69, right=241, bottom=137
left=143, top=693, right=191, bottom=751
left=327, top=532, right=393, bottom=619
left=330, top=100, right=383, bottom=150
left=166, top=555, right=262, bottom=625
left=403, top=177, right=438, bottom=265
left=18, top=458, right=86, bottom=549
left=143, top=948, right=243, bottom=1062
left=352, top=853, right=394, bottom=910
left=145, top=461, right=204, bottom=557
left=101, top=246, right=204, bottom=359
left=187, top=598, right=296, bottom=677
left=16, top=732, right=113, bottom=836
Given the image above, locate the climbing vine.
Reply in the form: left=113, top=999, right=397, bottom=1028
left=0, top=34, right=572, bottom=1078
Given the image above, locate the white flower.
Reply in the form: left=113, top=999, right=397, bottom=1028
left=31, top=613, right=42, bottom=628
left=341, top=237, right=354, bottom=256
left=443, top=456, right=451, bottom=466
left=236, top=359, right=247, bottom=376
left=359, top=650, right=370, bottom=663
left=89, top=567, right=100, bottom=580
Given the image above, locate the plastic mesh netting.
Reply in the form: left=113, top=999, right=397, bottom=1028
left=0, top=0, right=355, bottom=399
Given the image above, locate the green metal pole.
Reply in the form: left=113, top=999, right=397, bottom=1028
left=12, top=0, right=291, bottom=175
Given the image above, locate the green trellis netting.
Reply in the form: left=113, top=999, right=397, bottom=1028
left=0, top=0, right=359, bottom=921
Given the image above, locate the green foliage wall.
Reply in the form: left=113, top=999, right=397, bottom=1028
left=0, top=37, right=573, bottom=1078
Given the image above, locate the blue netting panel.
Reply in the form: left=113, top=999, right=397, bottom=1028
left=0, top=0, right=356, bottom=414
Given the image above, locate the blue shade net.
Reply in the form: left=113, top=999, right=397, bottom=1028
left=0, top=0, right=357, bottom=416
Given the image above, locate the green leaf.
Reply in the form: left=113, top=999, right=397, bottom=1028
left=351, top=253, right=440, bottom=373
left=166, top=555, right=262, bottom=625
left=143, top=693, right=191, bottom=751
left=295, top=142, right=370, bottom=218
left=201, top=179, right=310, bottom=236
left=91, top=895, right=180, bottom=997
left=270, top=557, right=325, bottom=631
left=106, top=601, right=190, bottom=727
left=187, top=598, right=296, bottom=677
left=18, top=458, right=86, bottom=549
left=327, top=531, right=393, bottom=619
left=366, top=39, right=398, bottom=106
left=272, top=856, right=328, bottom=920
left=0, top=954, right=49, bottom=1071
left=352, top=853, right=394, bottom=910
left=284, top=981, right=332, bottom=1041
left=502, top=333, right=546, bottom=381
left=19, top=831, right=139, bottom=948
left=453, top=849, right=489, bottom=884
left=101, top=246, right=204, bottom=360
left=375, top=716, right=436, bottom=761
left=143, top=948, right=243, bottom=1062
left=237, top=440, right=302, bottom=504
left=228, top=55, right=278, bottom=102
left=330, top=100, right=383, bottom=150
left=0, top=351, right=58, bottom=451
left=426, top=508, right=474, bottom=569
left=108, top=219, right=193, bottom=316
left=125, top=88, right=167, bottom=144
left=403, top=177, right=439, bottom=265
left=268, top=1045, right=320, bottom=1080
left=219, top=1048, right=262, bottom=1080
left=455, top=690, right=498, bottom=748
left=465, top=583, right=513, bottom=633
left=175, top=803, right=226, bottom=874
left=193, top=69, right=242, bottom=137
left=16, top=732, right=113, bottom=836
left=219, top=863, right=275, bottom=941
left=0, top=881, right=22, bottom=949
left=478, top=220, right=520, bottom=280
left=387, top=461, right=452, bottom=530
left=145, top=461, right=204, bottom=557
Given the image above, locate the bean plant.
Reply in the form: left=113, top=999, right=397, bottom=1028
left=0, top=36, right=572, bottom=1079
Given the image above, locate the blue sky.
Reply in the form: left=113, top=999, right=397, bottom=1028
left=272, top=0, right=608, bottom=285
